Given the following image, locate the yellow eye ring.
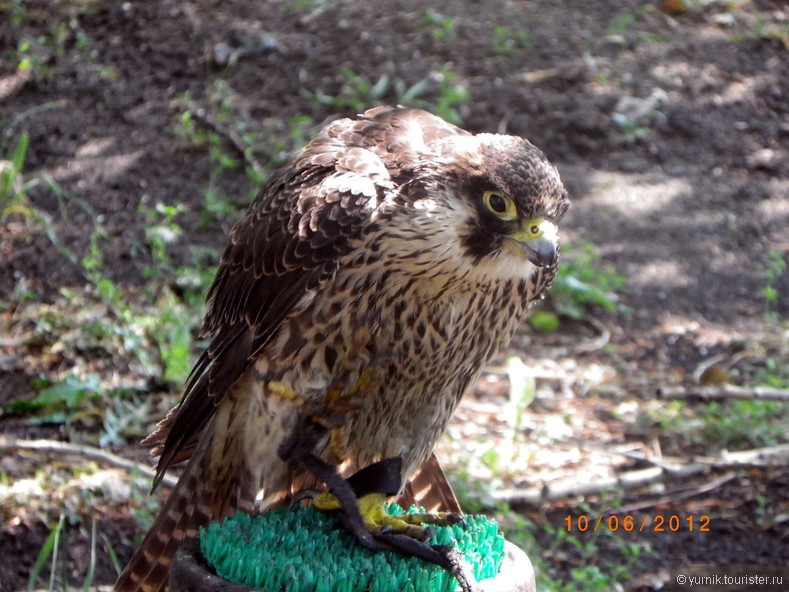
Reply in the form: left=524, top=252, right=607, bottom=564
left=483, top=191, right=517, bottom=220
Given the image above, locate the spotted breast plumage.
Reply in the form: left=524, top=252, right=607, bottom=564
left=114, top=106, right=568, bottom=591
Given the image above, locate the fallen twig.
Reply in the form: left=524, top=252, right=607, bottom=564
left=657, top=384, right=789, bottom=402
left=0, top=437, right=177, bottom=489
left=608, top=472, right=737, bottom=514
left=492, top=465, right=700, bottom=505
left=708, top=443, right=789, bottom=466
left=492, top=443, right=789, bottom=505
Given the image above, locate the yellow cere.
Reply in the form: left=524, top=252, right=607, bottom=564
left=511, top=218, right=551, bottom=246
left=525, top=219, right=545, bottom=239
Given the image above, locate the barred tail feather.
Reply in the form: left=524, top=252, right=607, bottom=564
left=114, top=438, right=214, bottom=592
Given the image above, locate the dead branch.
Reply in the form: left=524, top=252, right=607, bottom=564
left=492, top=443, right=789, bottom=505
left=657, top=384, right=789, bottom=402
left=710, top=443, right=789, bottom=466
left=0, top=438, right=177, bottom=489
left=492, top=464, right=703, bottom=505
left=609, top=472, right=737, bottom=514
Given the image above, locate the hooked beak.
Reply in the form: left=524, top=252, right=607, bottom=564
left=511, top=219, right=559, bottom=268
left=523, top=235, right=558, bottom=267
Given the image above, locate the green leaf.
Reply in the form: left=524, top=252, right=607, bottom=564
left=31, top=374, right=100, bottom=408
left=529, top=310, right=560, bottom=332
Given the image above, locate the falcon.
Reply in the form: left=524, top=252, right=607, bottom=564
left=115, top=106, right=568, bottom=591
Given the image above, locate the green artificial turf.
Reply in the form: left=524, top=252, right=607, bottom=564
left=200, top=503, right=505, bottom=592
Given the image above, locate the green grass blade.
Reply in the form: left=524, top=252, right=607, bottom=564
left=28, top=513, right=65, bottom=592
left=83, top=519, right=97, bottom=592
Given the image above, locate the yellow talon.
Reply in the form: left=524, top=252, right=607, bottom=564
left=356, top=493, right=390, bottom=527
left=311, top=491, right=344, bottom=511
left=311, top=491, right=454, bottom=542
left=357, top=493, right=436, bottom=540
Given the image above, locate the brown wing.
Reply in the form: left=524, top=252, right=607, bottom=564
left=149, top=107, right=471, bottom=488
left=352, top=106, right=471, bottom=175
left=152, top=115, right=396, bottom=487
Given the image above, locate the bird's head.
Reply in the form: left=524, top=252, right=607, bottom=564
left=418, top=132, right=569, bottom=289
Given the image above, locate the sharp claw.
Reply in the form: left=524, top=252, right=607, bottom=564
left=290, top=488, right=322, bottom=506
left=416, top=526, right=434, bottom=543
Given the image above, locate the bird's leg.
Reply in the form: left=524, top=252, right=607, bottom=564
left=312, top=492, right=433, bottom=541
left=308, top=456, right=463, bottom=539
left=287, top=454, right=478, bottom=592
left=349, top=456, right=464, bottom=533
left=306, top=456, right=461, bottom=541
left=275, top=394, right=477, bottom=590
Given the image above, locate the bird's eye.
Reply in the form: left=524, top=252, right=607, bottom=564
left=483, top=191, right=517, bottom=220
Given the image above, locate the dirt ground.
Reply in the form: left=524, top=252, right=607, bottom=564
left=1, top=0, right=788, bottom=590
